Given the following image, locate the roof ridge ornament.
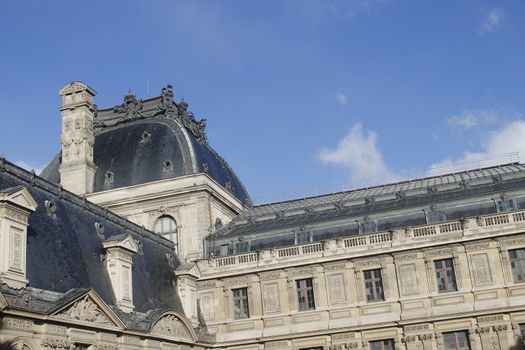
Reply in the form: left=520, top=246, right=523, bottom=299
left=113, top=90, right=144, bottom=125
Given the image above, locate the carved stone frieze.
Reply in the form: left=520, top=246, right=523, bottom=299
left=259, top=272, right=281, bottom=281
left=403, top=335, right=419, bottom=343
left=287, top=267, right=313, bottom=276
left=265, top=340, right=289, bottom=349
left=420, top=333, right=434, bottom=341
left=324, top=263, right=347, bottom=271
left=424, top=247, right=453, bottom=257
left=197, top=280, right=217, bottom=289
left=465, top=241, right=491, bottom=251
left=330, top=343, right=359, bottom=350
left=41, top=337, right=72, bottom=350
left=477, top=326, right=492, bottom=334
left=2, top=317, right=33, bottom=330
left=404, top=324, right=430, bottom=333
left=353, top=258, right=381, bottom=270
left=394, top=252, right=419, bottom=262
left=498, top=236, right=525, bottom=248
left=151, top=314, right=192, bottom=340
left=57, top=296, right=112, bottom=324
left=494, top=324, right=509, bottom=332
left=97, top=345, right=117, bottom=350
left=332, top=332, right=357, bottom=343
left=478, top=315, right=504, bottom=323
left=224, top=275, right=248, bottom=285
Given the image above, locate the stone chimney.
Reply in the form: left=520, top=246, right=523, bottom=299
left=59, top=82, right=97, bottom=195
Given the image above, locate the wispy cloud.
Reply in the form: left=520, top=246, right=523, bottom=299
left=15, top=160, right=44, bottom=174
left=318, top=123, right=395, bottom=186
left=429, top=118, right=525, bottom=175
left=336, top=92, right=348, bottom=106
left=480, top=8, right=505, bottom=34
left=446, top=109, right=498, bottom=130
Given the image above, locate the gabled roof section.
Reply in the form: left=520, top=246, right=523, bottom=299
left=102, top=234, right=139, bottom=253
left=0, top=185, right=38, bottom=212
left=48, top=288, right=126, bottom=329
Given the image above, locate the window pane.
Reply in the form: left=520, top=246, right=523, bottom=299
left=232, top=287, right=249, bottom=319
left=296, top=278, right=315, bottom=311
left=435, top=258, right=457, bottom=292
left=510, top=248, right=525, bottom=283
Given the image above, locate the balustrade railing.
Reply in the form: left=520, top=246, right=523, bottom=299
left=208, top=210, right=525, bottom=269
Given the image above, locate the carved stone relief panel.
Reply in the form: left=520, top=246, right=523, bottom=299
left=9, top=226, right=24, bottom=272
left=471, top=253, right=492, bottom=285
left=263, top=283, right=281, bottom=313
left=328, top=273, right=347, bottom=305
left=200, top=292, right=215, bottom=320
left=151, top=314, right=192, bottom=340
left=399, top=263, right=419, bottom=295
left=57, top=296, right=112, bottom=325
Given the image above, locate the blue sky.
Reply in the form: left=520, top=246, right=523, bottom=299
left=1, top=0, right=525, bottom=203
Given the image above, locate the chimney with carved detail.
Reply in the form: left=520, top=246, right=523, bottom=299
left=58, top=82, right=97, bottom=195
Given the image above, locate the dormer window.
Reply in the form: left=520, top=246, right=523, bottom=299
left=426, top=207, right=447, bottom=224
left=359, top=217, right=378, bottom=234
left=154, top=215, right=178, bottom=254
left=102, top=234, right=139, bottom=313
left=495, top=195, right=517, bottom=213
left=295, top=231, right=313, bottom=244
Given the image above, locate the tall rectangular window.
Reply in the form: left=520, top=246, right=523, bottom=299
left=232, top=287, right=249, bottom=319
left=364, top=269, right=384, bottom=302
left=435, top=258, right=458, bottom=292
left=296, top=278, right=315, bottom=311
left=443, top=331, right=471, bottom=350
left=370, top=339, right=394, bottom=350
left=509, top=248, right=525, bottom=283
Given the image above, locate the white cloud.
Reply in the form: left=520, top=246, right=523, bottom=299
left=480, top=8, right=505, bottom=34
left=336, top=92, right=348, bottom=106
left=428, top=119, right=525, bottom=175
left=318, top=123, right=395, bottom=185
left=446, top=109, right=498, bottom=130
left=14, top=160, right=44, bottom=175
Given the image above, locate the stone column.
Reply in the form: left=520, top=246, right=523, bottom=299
left=59, top=81, right=97, bottom=195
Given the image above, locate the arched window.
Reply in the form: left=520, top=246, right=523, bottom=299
left=154, top=215, right=178, bottom=254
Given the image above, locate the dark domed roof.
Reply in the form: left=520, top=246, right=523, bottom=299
left=41, top=85, right=252, bottom=206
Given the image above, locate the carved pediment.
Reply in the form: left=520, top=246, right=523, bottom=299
left=56, top=295, right=112, bottom=324
left=0, top=186, right=37, bottom=212
left=102, top=234, right=139, bottom=253
left=151, top=313, right=194, bottom=341
left=51, top=291, right=124, bottom=328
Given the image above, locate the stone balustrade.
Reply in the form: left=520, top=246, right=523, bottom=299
left=198, top=210, right=525, bottom=275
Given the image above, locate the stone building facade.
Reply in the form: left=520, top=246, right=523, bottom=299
left=1, top=82, right=525, bottom=350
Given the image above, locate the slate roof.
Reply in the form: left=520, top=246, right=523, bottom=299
left=41, top=85, right=252, bottom=206
left=208, top=163, right=525, bottom=254
left=0, top=158, right=184, bottom=319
